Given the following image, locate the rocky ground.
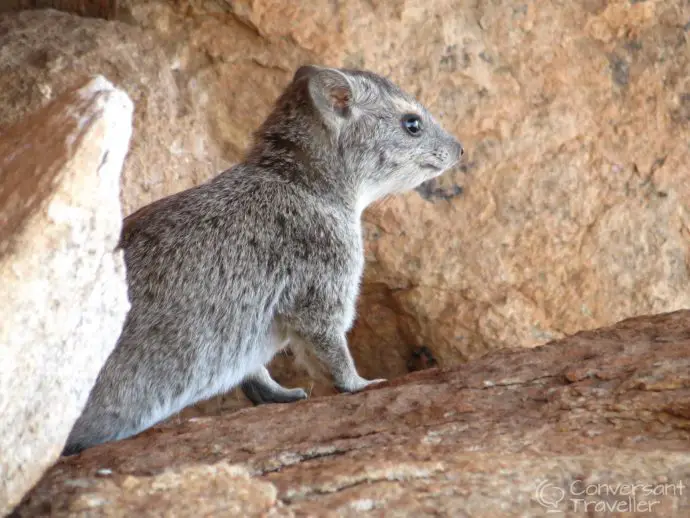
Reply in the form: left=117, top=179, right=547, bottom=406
left=12, top=311, right=690, bottom=517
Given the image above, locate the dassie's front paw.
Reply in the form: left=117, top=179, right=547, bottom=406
left=335, top=376, right=387, bottom=393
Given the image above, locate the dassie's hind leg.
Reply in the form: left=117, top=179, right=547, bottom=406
left=241, top=366, right=308, bottom=405
left=61, top=442, right=86, bottom=457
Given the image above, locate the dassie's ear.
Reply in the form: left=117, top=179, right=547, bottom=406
left=293, top=65, right=320, bottom=83
left=297, top=66, right=353, bottom=121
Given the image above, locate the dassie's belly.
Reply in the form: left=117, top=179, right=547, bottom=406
left=134, top=318, right=291, bottom=434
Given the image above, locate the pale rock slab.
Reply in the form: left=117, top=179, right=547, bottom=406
left=0, top=76, right=132, bottom=515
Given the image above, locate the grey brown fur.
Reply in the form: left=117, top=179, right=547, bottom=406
left=64, top=65, right=463, bottom=454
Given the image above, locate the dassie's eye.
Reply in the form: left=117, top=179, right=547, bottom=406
left=402, top=114, right=422, bottom=136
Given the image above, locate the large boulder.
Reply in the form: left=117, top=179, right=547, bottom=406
left=0, top=76, right=132, bottom=515
left=123, top=0, right=690, bottom=376
left=11, top=310, right=690, bottom=517
left=0, top=1, right=688, bottom=400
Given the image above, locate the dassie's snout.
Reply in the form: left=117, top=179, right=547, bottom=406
left=446, top=136, right=464, bottom=167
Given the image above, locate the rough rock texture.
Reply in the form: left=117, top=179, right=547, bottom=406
left=118, top=0, right=690, bottom=386
left=11, top=311, right=690, bottom=517
left=0, top=1, right=118, bottom=19
left=0, top=9, right=227, bottom=216
left=0, top=76, right=132, bottom=515
left=1, top=1, right=689, bottom=395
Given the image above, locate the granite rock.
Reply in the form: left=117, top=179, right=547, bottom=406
left=0, top=76, right=132, bottom=515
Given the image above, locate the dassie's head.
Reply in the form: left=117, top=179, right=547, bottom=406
left=254, top=65, right=463, bottom=210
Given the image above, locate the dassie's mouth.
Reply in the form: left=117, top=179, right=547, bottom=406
left=420, top=162, right=444, bottom=172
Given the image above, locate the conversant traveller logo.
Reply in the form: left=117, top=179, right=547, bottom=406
left=534, top=479, right=685, bottom=513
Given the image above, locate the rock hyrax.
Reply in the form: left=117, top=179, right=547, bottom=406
left=64, top=65, right=463, bottom=454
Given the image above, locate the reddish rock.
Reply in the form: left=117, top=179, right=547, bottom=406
left=11, top=311, right=690, bottom=517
